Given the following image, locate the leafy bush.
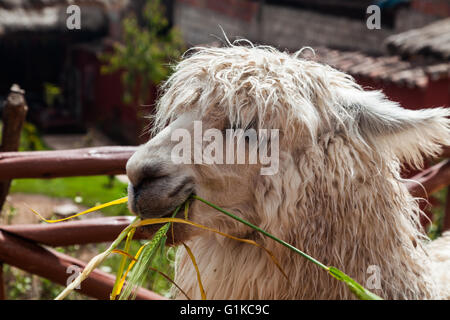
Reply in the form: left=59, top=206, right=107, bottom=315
left=101, top=0, right=184, bottom=105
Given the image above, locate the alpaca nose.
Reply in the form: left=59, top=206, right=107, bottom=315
left=130, top=167, right=168, bottom=201
left=128, top=163, right=167, bottom=189
left=126, top=157, right=195, bottom=218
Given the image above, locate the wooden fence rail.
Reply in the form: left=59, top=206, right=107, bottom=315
left=406, top=159, right=450, bottom=199
left=0, top=84, right=28, bottom=212
left=0, top=216, right=143, bottom=246
left=0, top=146, right=137, bottom=180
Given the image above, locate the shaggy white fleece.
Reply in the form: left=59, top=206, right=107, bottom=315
left=148, top=43, right=450, bottom=299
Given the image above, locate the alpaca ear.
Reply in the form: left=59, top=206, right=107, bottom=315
left=340, top=89, right=450, bottom=168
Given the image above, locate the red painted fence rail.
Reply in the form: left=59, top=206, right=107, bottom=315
left=0, top=146, right=137, bottom=179
left=1, top=216, right=145, bottom=246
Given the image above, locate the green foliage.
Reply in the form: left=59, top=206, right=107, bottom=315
left=101, top=239, right=176, bottom=298
left=39, top=278, right=73, bottom=300
left=119, top=223, right=171, bottom=300
left=4, top=264, right=88, bottom=300
left=19, top=122, right=48, bottom=151
left=43, top=82, right=63, bottom=108
left=148, top=246, right=176, bottom=296
left=4, top=205, right=17, bottom=225
left=428, top=187, right=447, bottom=240
left=0, top=121, right=47, bottom=152
left=328, top=267, right=382, bottom=300
left=5, top=266, right=32, bottom=299
left=101, top=0, right=184, bottom=105
left=119, top=207, right=180, bottom=300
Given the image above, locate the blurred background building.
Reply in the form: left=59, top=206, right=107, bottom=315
left=0, top=0, right=449, bottom=144
left=175, top=0, right=450, bottom=111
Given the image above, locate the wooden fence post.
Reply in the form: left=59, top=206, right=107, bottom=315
left=0, top=84, right=28, bottom=214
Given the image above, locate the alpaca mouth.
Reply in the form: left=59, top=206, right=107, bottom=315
left=159, top=187, right=195, bottom=218
left=129, top=173, right=195, bottom=219
left=136, top=192, right=195, bottom=243
left=135, top=187, right=195, bottom=220
left=158, top=194, right=193, bottom=219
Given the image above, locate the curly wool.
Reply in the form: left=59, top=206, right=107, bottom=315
left=151, top=43, right=450, bottom=299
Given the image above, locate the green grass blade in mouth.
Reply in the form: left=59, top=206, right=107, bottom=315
left=191, top=195, right=327, bottom=269
left=328, top=267, right=383, bottom=300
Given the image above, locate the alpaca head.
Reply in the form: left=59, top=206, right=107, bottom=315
left=126, top=45, right=450, bottom=244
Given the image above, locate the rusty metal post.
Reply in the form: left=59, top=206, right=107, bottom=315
left=0, top=84, right=28, bottom=214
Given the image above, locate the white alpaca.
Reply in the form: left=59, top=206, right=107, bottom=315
left=126, top=44, right=450, bottom=299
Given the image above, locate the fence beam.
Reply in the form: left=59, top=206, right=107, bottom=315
left=0, top=84, right=28, bottom=213
left=406, top=159, right=450, bottom=199
left=0, top=229, right=164, bottom=300
left=0, top=146, right=137, bottom=180
left=0, top=216, right=151, bottom=247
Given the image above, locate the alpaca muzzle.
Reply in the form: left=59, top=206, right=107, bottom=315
left=127, top=172, right=195, bottom=219
left=126, top=143, right=195, bottom=219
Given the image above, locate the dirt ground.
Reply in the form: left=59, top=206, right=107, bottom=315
left=1, top=193, right=91, bottom=225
